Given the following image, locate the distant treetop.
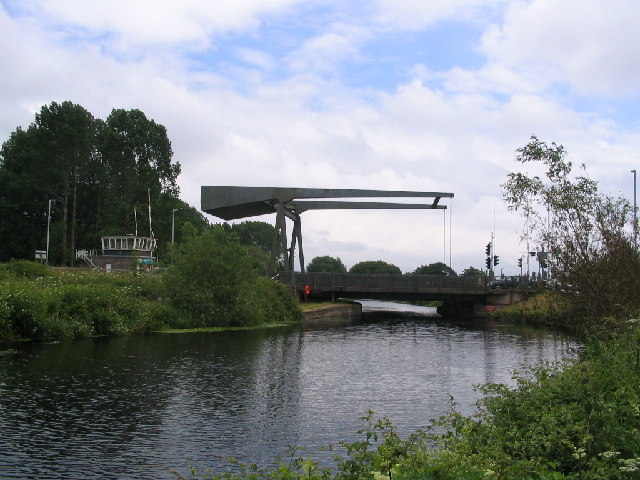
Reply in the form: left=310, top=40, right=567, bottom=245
left=413, top=262, right=457, bottom=276
left=349, top=260, right=402, bottom=275
left=307, top=255, right=347, bottom=273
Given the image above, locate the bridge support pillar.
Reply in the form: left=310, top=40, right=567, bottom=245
left=437, top=301, right=475, bottom=319
left=269, top=204, right=305, bottom=274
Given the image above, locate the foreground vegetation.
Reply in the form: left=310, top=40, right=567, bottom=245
left=0, top=228, right=302, bottom=342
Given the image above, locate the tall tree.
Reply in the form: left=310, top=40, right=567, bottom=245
left=0, top=102, right=185, bottom=264
left=349, top=260, right=402, bottom=274
left=413, top=262, right=457, bottom=276
left=97, top=108, right=180, bottom=239
left=0, top=126, right=48, bottom=260
left=0, top=101, right=99, bottom=264
left=228, top=221, right=275, bottom=253
left=502, top=135, right=640, bottom=322
left=307, top=255, right=347, bottom=273
left=461, top=266, right=484, bottom=277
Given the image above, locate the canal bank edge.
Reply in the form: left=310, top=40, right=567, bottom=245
left=302, top=302, right=362, bottom=326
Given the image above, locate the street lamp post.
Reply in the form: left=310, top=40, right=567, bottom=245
left=46, top=199, right=54, bottom=264
left=632, top=169, right=637, bottom=249
left=171, top=208, right=180, bottom=244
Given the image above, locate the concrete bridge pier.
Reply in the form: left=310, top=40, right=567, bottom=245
left=437, top=301, right=476, bottom=318
left=471, top=290, right=531, bottom=318
left=439, top=291, right=529, bottom=319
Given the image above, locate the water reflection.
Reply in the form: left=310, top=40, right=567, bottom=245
left=0, top=304, right=577, bottom=479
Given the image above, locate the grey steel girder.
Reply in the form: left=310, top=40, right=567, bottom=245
left=200, top=186, right=454, bottom=274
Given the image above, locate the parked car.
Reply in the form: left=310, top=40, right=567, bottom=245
left=489, top=276, right=522, bottom=289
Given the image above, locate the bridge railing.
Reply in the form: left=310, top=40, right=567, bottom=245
left=275, top=272, right=488, bottom=293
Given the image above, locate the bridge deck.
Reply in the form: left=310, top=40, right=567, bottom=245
left=277, top=272, right=490, bottom=302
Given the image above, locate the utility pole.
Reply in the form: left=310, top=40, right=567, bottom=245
left=632, top=169, right=637, bottom=249
left=171, top=208, right=180, bottom=244
left=46, top=199, right=54, bottom=264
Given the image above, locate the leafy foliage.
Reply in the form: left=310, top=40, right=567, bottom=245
left=461, top=266, right=484, bottom=277
left=162, top=227, right=257, bottom=327
left=227, top=221, right=275, bottom=253
left=225, top=221, right=275, bottom=274
left=0, top=267, right=167, bottom=340
left=349, top=260, right=402, bottom=275
left=389, top=328, right=640, bottom=480
left=0, top=256, right=303, bottom=340
left=502, top=135, right=640, bottom=326
left=0, top=101, right=208, bottom=265
left=307, top=255, right=348, bottom=273
left=413, top=262, right=457, bottom=276
left=241, top=276, right=303, bottom=325
left=163, top=227, right=301, bottom=328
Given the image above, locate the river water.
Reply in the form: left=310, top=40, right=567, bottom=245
left=0, top=301, right=577, bottom=479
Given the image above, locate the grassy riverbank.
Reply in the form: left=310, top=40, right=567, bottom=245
left=0, top=260, right=302, bottom=341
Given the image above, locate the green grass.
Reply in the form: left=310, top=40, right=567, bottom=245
left=0, top=261, right=302, bottom=341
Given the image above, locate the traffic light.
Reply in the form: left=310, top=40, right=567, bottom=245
left=485, top=243, right=491, bottom=256
left=485, top=257, right=491, bottom=269
left=493, top=255, right=499, bottom=266
left=517, top=257, right=522, bottom=268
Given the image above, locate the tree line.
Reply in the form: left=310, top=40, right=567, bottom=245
left=306, top=255, right=483, bottom=276
left=0, top=101, right=470, bottom=276
left=0, top=101, right=207, bottom=265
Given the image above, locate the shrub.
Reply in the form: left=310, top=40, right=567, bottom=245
left=238, top=277, right=303, bottom=325
left=4, top=259, right=52, bottom=278
left=163, top=227, right=257, bottom=327
left=349, top=260, right=402, bottom=275
left=390, top=328, right=640, bottom=479
left=307, top=255, right=347, bottom=273
left=0, top=269, right=167, bottom=340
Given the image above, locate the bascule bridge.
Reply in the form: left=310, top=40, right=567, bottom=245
left=201, top=186, right=527, bottom=317
left=201, top=186, right=452, bottom=274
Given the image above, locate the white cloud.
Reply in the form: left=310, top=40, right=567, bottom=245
left=372, top=0, right=508, bottom=30
left=479, top=0, right=640, bottom=97
left=285, top=23, right=371, bottom=76
left=16, top=0, right=306, bottom=48
left=2, top=0, right=640, bottom=274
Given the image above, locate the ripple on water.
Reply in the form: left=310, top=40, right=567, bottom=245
left=0, top=310, right=578, bottom=479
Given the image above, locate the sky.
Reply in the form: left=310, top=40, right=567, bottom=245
left=2, top=0, right=640, bottom=275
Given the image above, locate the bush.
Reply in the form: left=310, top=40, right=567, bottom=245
left=0, top=269, right=167, bottom=340
left=391, top=328, right=640, bottom=479
left=349, top=260, right=402, bottom=274
left=3, top=260, right=52, bottom=278
left=307, top=255, right=347, bottom=273
left=239, top=277, right=303, bottom=325
left=163, top=227, right=258, bottom=327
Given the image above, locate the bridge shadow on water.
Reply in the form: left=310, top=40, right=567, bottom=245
left=357, top=299, right=478, bottom=327
left=353, top=299, right=564, bottom=338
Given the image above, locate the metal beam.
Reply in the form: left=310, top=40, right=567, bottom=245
left=201, top=186, right=454, bottom=274
left=202, top=186, right=453, bottom=220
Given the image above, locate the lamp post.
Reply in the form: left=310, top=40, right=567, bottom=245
left=46, top=199, right=54, bottom=264
left=632, top=169, right=637, bottom=249
left=171, top=208, right=180, bottom=244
